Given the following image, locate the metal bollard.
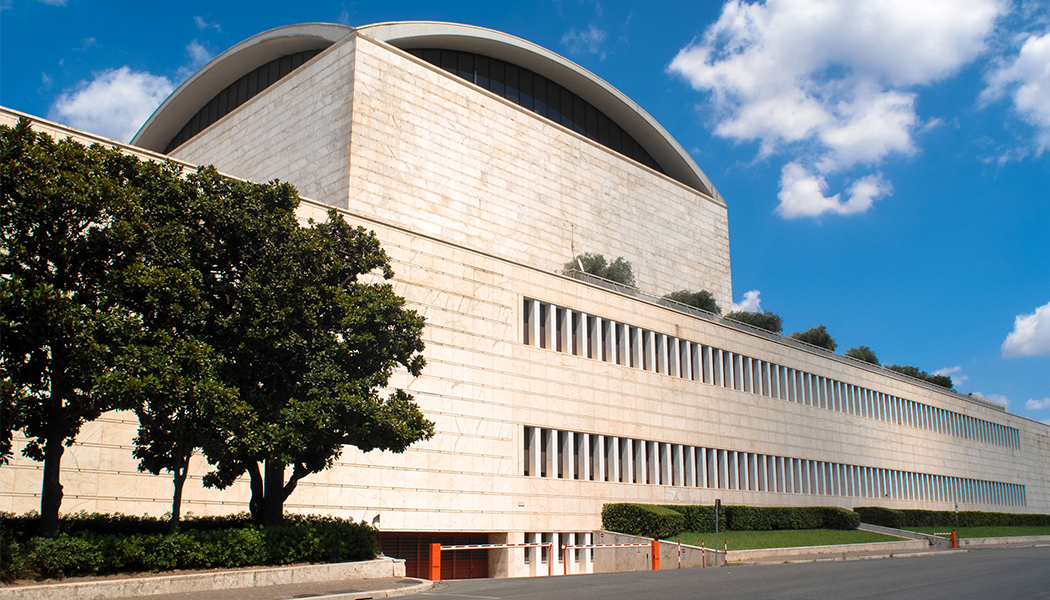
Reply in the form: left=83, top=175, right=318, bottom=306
left=429, top=543, right=441, bottom=581
left=652, top=539, right=661, bottom=570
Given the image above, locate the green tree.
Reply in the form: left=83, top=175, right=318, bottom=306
left=88, top=158, right=247, bottom=533
left=102, top=335, right=239, bottom=533
left=1, top=119, right=147, bottom=537
left=725, top=310, right=783, bottom=334
left=887, top=364, right=953, bottom=390
left=173, top=170, right=434, bottom=526
left=564, top=253, right=636, bottom=287
left=663, top=289, right=721, bottom=314
left=845, top=345, right=880, bottom=365
left=791, top=325, right=837, bottom=351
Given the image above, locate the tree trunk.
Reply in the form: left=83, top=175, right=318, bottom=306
left=247, top=462, right=264, bottom=525
left=262, top=459, right=286, bottom=526
left=168, top=453, right=191, bottom=534
left=39, top=435, right=65, bottom=538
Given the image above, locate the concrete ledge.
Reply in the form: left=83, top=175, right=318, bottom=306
left=858, top=523, right=951, bottom=549
left=958, top=535, right=1050, bottom=547
left=725, top=539, right=929, bottom=563
left=0, top=557, right=405, bottom=600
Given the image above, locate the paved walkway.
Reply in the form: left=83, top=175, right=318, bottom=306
left=122, top=577, right=429, bottom=600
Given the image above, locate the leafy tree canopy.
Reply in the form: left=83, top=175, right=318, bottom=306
left=663, top=289, right=721, bottom=314
left=887, top=365, right=954, bottom=390
left=725, top=310, right=783, bottom=334
left=2, top=118, right=435, bottom=531
left=1, top=119, right=148, bottom=536
left=791, top=325, right=837, bottom=352
left=564, top=253, right=636, bottom=287
left=845, top=345, right=880, bottom=365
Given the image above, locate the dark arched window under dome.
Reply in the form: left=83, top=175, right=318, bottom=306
left=407, top=48, right=664, bottom=174
left=165, top=49, right=323, bottom=153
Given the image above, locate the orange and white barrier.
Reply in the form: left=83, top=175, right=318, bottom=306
left=429, top=542, right=554, bottom=581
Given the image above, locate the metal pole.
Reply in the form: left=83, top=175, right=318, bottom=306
left=714, top=499, right=721, bottom=567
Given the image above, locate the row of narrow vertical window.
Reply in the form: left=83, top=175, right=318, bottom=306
left=522, top=532, right=594, bottom=569
left=523, top=299, right=1020, bottom=450
left=523, top=426, right=1027, bottom=507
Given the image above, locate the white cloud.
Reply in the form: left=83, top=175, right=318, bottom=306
left=48, top=66, right=173, bottom=143
left=35, top=0, right=68, bottom=5
left=669, top=0, right=1005, bottom=217
left=74, top=37, right=97, bottom=52
left=933, top=366, right=969, bottom=385
left=186, top=40, right=212, bottom=68
left=175, top=40, right=215, bottom=82
left=983, top=30, right=1050, bottom=153
left=193, top=16, right=222, bottom=32
left=562, top=24, right=608, bottom=60
left=776, top=162, right=891, bottom=219
left=731, top=289, right=762, bottom=312
left=1027, top=398, right=1050, bottom=410
left=1002, top=300, right=1050, bottom=357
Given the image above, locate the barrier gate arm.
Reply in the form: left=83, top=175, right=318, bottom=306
left=428, top=542, right=555, bottom=581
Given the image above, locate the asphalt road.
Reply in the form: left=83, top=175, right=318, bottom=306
left=421, top=546, right=1050, bottom=600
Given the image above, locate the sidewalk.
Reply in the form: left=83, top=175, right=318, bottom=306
left=123, top=577, right=432, bottom=600
left=0, top=559, right=433, bottom=600
left=0, top=576, right=432, bottom=600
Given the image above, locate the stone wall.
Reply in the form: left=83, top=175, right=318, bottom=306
left=345, top=35, right=732, bottom=308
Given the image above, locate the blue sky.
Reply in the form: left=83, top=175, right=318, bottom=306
left=2, top=0, right=1048, bottom=424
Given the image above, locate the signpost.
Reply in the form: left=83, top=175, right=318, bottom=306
left=714, top=499, right=721, bottom=567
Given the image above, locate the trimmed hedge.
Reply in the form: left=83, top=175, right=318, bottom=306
left=0, top=513, right=376, bottom=581
left=660, top=505, right=726, bottom=534
left=601, top=504, right=685, bottom=539
left=854, top=507, right=1050, bottom=529
left=603, top=504, right=860, bottom=538
left=1, top=511, right=255, bottom=539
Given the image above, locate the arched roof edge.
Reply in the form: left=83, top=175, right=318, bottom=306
left=131, top=23, right=354, bottom=152
left=357, top=21, right=721, bottom=202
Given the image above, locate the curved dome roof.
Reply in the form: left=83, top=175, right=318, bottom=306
left=132, top=23, right=353, bottom=152
left=133, top=21, right=721, bottom=202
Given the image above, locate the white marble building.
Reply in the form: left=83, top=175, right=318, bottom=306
left=3, top=22, right=1047, bottom=579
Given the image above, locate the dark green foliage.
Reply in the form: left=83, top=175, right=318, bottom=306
left=845, top=345, right=880, bottom=365
left=669, top=505, right=857, bottom=532
left=603, top=504, right=859, bottom=537
left=601, top=504, right=685, bottom=538
left=664, top=290, right=721, bottom=314
left=564, top=253, right=636, bottom=287
left=2, top=119, right=435, bottom=530
left=853, top=507, right=1050, bottom=528
left=791, top=325, right=837, bottom=351
left=886, top=365, right=954, bottom=390
left=853, top=506, right=904, bottom=528
left=725, top=310, right=783, bottom=334
left=0, top=512, right=376, bottom=580
left=2, top=118, right=150, bottom=536
left=660, top=505, right=725, bottom=533
left=819, top=507, right=862, bottom=530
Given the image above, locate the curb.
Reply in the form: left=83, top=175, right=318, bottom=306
left=280, top=579, right=434, bottom=600
left=738, top=549, right=970, bottom=565
left=0, top=558, right=411, bottom=600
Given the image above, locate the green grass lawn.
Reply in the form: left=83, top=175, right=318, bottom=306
left=904, top=526, right=1050, bottom=539
left=668, top=529, right=901, bottom=550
